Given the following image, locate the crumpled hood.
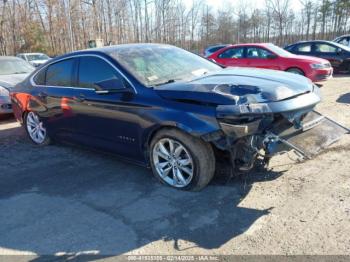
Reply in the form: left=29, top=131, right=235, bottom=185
left=0, top=73, right=29, bottom=90
left=155, top=67, right=314, bottom=105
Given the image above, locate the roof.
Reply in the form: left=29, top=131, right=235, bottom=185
left=293, top=40, right=335, bottom=44
left=230, top=43, right=274, bottom=47
left=50, top=43, right=176, bottom=61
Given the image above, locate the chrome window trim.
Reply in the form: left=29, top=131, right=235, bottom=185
left=30, top=53, right=137, bottom=94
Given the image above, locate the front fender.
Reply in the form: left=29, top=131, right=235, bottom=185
left=140, top=106, right=221, bottom=151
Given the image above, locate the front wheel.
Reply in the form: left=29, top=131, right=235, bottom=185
left=25, top=111, right=51, bottom=146
left=150, top=128, right=215, bottom=191
left=286, top=68, right=304, bottom=76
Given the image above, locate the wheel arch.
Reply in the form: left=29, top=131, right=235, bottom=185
left=141, top=120, right=219, bottom=166
left=285, top=67, right=305, bottom=75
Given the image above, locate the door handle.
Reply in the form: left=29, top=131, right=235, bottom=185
left=73, top=94, right=85, bottom=102
left=38, top=92, right=47, bottom=98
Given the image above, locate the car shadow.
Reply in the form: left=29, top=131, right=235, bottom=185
left=337, top=93, right=350, bottom=104
left=0, top=130, right=284, bottom=257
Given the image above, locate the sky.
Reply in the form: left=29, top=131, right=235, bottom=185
left=191, top=0, right=303, bottom=12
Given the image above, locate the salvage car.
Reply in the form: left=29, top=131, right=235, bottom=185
left=10, top=44, right=349, bottom=190
left=0, top=56, right=34, bottom=114
left=208, top=43, right=333, bottom=82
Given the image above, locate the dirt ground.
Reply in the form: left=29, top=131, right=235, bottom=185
left=0, top=76, right=349, bottom=258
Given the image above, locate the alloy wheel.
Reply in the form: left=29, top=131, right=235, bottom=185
left=26, top=112, right=47, bottom=144
left=152, top=138, right=194, bottom=188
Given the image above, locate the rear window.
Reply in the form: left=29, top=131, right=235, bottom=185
left=296, top=43, right=312, bottom=52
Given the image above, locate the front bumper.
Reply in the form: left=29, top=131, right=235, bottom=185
left=0, top=96, right=12, bottom=114
left=266, top=111, right=349, bottom=159
left=309, top=68, right=333, bottom=82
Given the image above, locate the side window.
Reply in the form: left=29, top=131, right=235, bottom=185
left=209, top=46, right=225, bottom=53
left=246, top=47, right=273, bottom=58
left=34, top=69, right=46, bottom=85
left=296, top=43, right=312, bottom=52
left=314, top=43, right=338, bottom=53
left=78, top=56, right=121, bottom=89
left=218, top=47, right=244, bottom=59
left=46, top=59, right=75, bottom=87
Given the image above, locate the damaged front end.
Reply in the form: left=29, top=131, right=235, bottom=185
left=208, top=88, right=349, bottom=173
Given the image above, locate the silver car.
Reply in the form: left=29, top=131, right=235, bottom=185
left=0, top=56, right=34, bottom=114
left=16, top=52, right=50, bottom=67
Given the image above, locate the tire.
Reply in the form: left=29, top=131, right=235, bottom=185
left=150, top=128, right=215, bottom=191
left=286, top=68, right=305, bottom=76
left=25, top=111, right=51, bottom=146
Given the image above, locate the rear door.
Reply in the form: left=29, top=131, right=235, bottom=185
left=32, top=57, right=81, bottom=140
left=245, top=46, right=281, bottom=70
left=213, top=46, right=247, bottom=67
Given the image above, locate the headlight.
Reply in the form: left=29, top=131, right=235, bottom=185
left=0, top=86, right=10, bottom=96
left=236, top=103, right=272, bottom=114
left=310, top=63, right=327, bottom=69
left=217, top=103, right=272, bottom=117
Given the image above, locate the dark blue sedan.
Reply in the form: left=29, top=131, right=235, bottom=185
left=10, top=44, right=347, bottom=190
left=285, top=40, right=350, bottom=73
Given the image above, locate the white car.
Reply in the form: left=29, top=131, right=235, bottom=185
left=0, top=56, right=34, bottom=114
left=333, top=35, right=350, bottom=47
left=16, top=52, right=50, bottom=67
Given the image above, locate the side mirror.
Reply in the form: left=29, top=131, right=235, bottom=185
left=94, top=78, right=130, bottom=94
left=266, top=54, right=277, bottom=59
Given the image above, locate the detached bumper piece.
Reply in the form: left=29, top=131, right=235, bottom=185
left=268, top=111, right=349, bottom=159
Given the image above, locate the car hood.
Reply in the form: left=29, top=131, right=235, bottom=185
left=155, top=68, right=314, bottom=105
left=0, top=73, right=29, bottom=89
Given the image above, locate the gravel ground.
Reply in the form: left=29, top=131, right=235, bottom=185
left=0, top=76, right=349, bottom=258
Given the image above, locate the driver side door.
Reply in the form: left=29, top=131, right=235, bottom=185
left=245, top=46, right=280, bottom=70
left=70, top=55, right=144, bottom=161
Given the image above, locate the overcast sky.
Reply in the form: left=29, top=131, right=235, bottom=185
left=192, top=0, right=303, bottom=12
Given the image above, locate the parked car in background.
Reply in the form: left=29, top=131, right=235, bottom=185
left=202, top=44, right=229, bottom=57
left=208, top=43, right=333, bottom=82
left=16, top=52, right=50, bottom=67
left=10, top=44, right=347, bottom=190
left=285, top=40, right=350, bottom=73
left=0, top=56, right=34, bottom=114
left=333, top=35, right=350, bottom=47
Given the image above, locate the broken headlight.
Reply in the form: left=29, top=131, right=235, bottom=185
left=217, top=103, right=272, bottom=117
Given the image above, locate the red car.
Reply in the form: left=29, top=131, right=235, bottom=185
left=208, top=43, right=333, bottom=82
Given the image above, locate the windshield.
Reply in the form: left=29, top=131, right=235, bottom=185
left=0, top=59, right=34, bottom=75
left=267, top=44, right=294, bottom=57
left=26, top=54, right=49, bottom=61
left=108, top=45, right=222, bottom=86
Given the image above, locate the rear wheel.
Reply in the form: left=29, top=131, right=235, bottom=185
left=25, top=111, right=51, bottom=146
left=150, top=128, right=215, bottom=191
left=286, top=68, right=304, bottom=76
